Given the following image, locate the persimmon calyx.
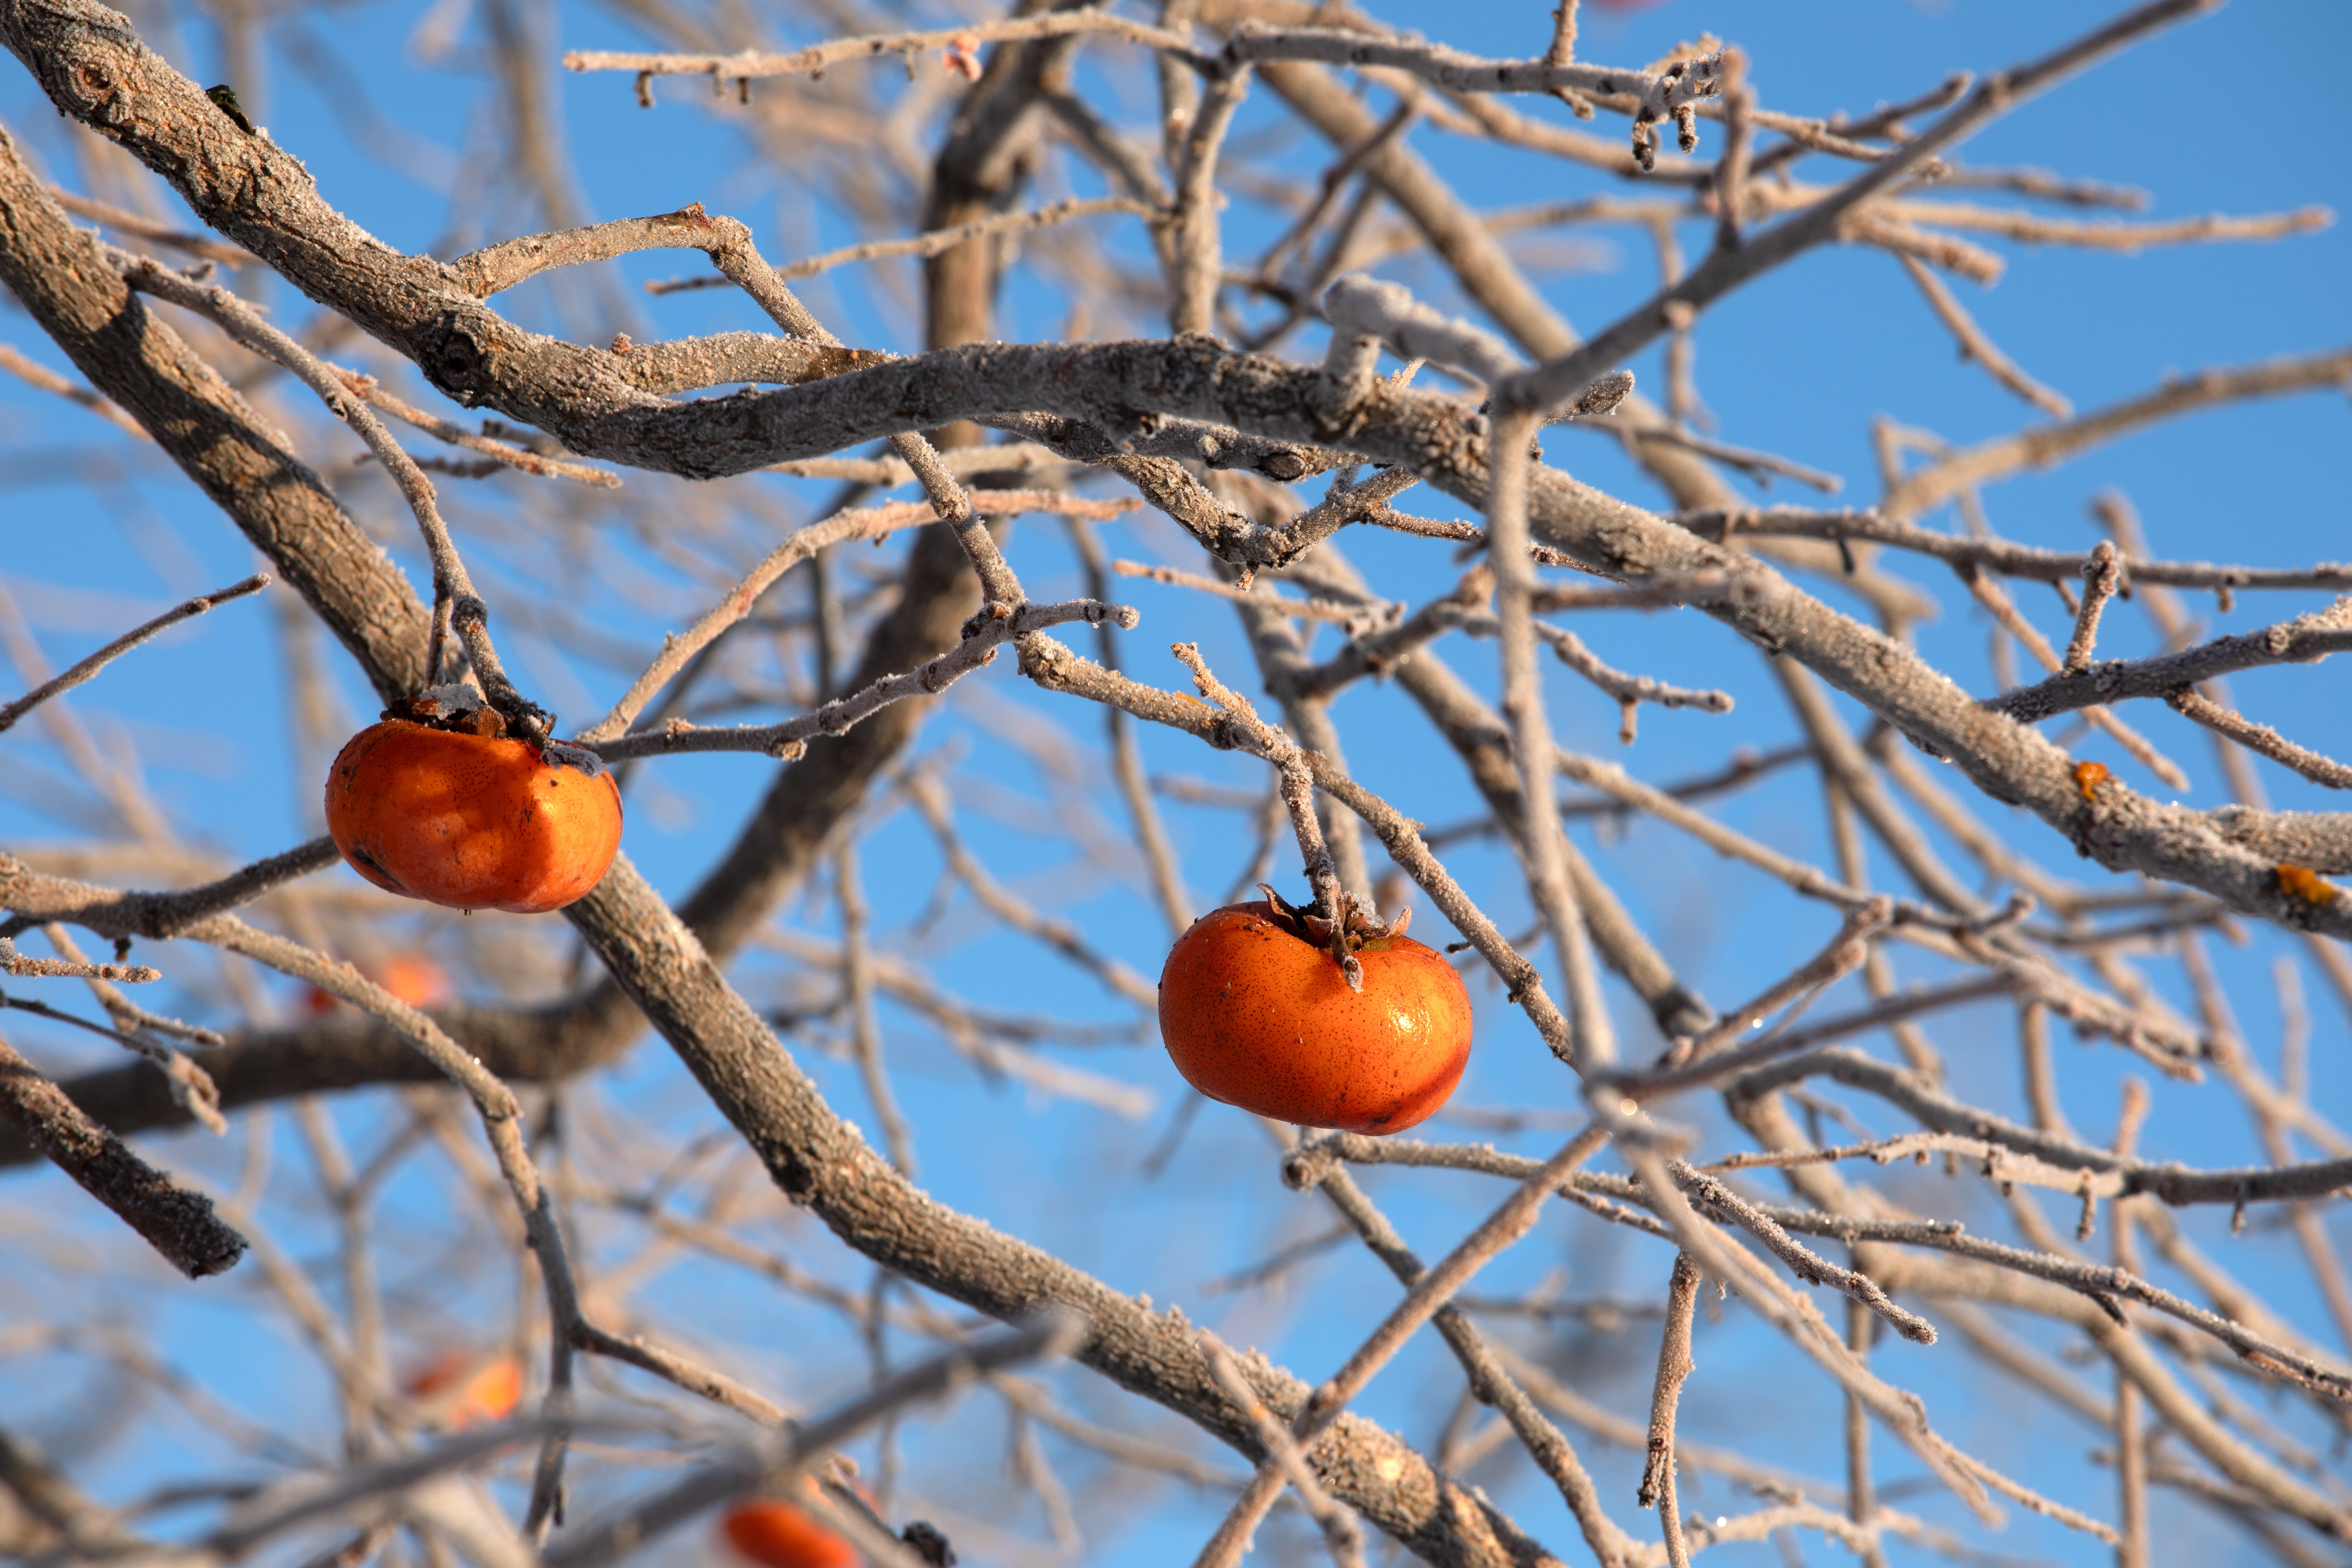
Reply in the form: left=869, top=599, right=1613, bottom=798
left=385, top=684, right=590, bottom=766
left=1255, top=882, right=1413, bottom=957
left=386, top=682, right=494, bottom=728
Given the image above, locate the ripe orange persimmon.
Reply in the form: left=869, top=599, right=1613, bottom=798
left=406, top=1351, right=523, bottom=1428
left=377, top=953, right=451, bottom=1007
left=721, top=1487, right=861, bottom=1568
left=325, top=717, right=621, bottom=913
left=1158, top=888, right=1471, bottom=1134
left=304, top=952, right=450, bottom=1015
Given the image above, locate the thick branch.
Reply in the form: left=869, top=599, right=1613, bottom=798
left=0, top=1031, right=244, bottom=1277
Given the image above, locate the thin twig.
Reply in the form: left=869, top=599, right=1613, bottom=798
left=1196, top=1334, right=1367, bottom=1568
left=1885, top=345, right=2352, bottom=519
left=0, top=946, right=156, bottom=983
left=1541, top=1, right=1592, bottom=117
left=45, top=184, right=255, bottom=266
left=2063, top=540, right=2123, bottom=672
left=1681, top=506, right=2352, bottom=592
left=542, top=1317, right=1087, bottom=1568
left=564, top=14, right=1203, bottom=84
left=1893, top=252, right=2072, bottom=418
left=1171, top=64, right=1251, bottom=336
left=1114, top=560, right=1376, bottom=624
left=1168, top=642, right=1346, bottom=954
left=2166, top=689, right=2352, bottom=791
left=1535, top=621, right=1732, bottom=741
left=579, top=492, right=1131, bottom=746
left=645, top=196, right=1156, bottom=294
left=1656, top=897, right=1889, bottom=1068
left=1709, top=48, right=1751, bottom=253
left=0, top=575, right=268, bottom=735
left=587, top=597, right=1138, bottom=762
left=1199, top=1126, right=1607, bottom=1561
left=1638, top=1252, right=1700, bottom=1568
left=1066, top=517, right=1193, bottom=936
left=333, top=371, right=619, bottom=487
left=0, top=839, right=342, bottom=945
left=1959, top=564, right=2189, bottom=789
left=836, top=839, right=914, bottom=1177
left=1498, top=0, right=2222, bottom=413
left=0, top=341, right=151, bottom=438
left=117, top=254, right=541, bottom=735
left=1490, top=407, right=1611, bottom=1068
left=1991, top=595, right=2352, bottom=723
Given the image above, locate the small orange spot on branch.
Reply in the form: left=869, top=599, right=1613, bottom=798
left=2277, top=864, right=2340, bottom=906
left=2072, top=760, right=2109, bottom=802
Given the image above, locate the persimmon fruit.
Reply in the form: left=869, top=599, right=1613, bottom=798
left=405, top=1351, right=523, bottom=1428
left=721, top=1488, right=861, bottom=1568
left=1158, top=888, right=1471, bottom=1134
left=377, top=953, right=451, bottom=1007
left=304, top=952, right=449, bottom=1015
left=325, top=717, right=621, bottom=913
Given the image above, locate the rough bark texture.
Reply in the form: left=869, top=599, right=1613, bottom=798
left=0, top=1033, right=245, bottom=1276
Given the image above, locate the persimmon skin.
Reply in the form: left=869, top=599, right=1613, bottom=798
left=721, top=1496, right=861, bottom=1568
left=377, top=953, right=451, bottom=1007
left=304, top=952, right=448, bottom=1015
left=406, top=1352, right=523, bottom=1429
left=325, top=720, right=622, bottom=914
left=1158, top=901, right=1471, bottom=1134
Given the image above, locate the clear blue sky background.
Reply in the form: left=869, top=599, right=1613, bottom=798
left=1, top=2, right=2348, bottom=1564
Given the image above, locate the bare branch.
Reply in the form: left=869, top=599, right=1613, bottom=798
left=1885, top=346, right=2352, bottom=519
left=1683, top=506, right=2351, bottom=592
left=45, top=184, right=254, bottom=266
left=2063, top=540, right=2123, bottom=672
left=0, top=943, right=156, bottom=984
left=1990, top=596, right=2352, bottom=722
left=0, top=1030, right=244, bottom=1277
left=1196, top=1334, right=1367, bottom=1568
left=0, top=574, right=267, bottom=735
left=0, top=340, right=150, bottom=437
left=587, top=597, right=1138, bottom=762
left=2167, top=689, right=2352, bottom=791
left=335, top=371, right=619, bottom=487
left=1224, top=22, right=1724, bottom=123
left=0, top=839, right=342, bottom=944
left=1201, top=1126, right=1606, bottom=1559
left=564, top=14, right=1203, bottom=85
left=1892, top=251, right=2072, bottom=418
left=1638, top=1252, right=1700, bottom=1568
left=646, top=196, right=1157, bottom=294
left=1498, top=0, right=2224, bottom=414
left=116, top=253, right=539, bottom=729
